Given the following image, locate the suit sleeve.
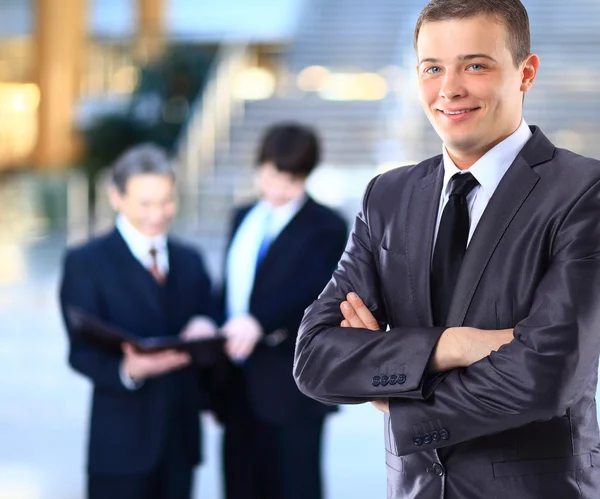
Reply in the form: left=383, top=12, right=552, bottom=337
left=388, top=178, right=600, bottom=455
left=294, top=176, right=445, bottom=405
left=191, top=249, right=231, bottom=412
left=59, top=249, right=130, bottom=392
left=251, top=218, right=348, bottom=355
left=193, top=251, right=217, bottom=321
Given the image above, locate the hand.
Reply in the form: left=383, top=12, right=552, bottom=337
left=339, top=292, right=380, bottom=330
left=458, top=327, right=514, bottom=366
left=371, top=399, right=389, bottom=413
left=430, top=327, right=514, bottom=373
left=180, top=316, right=218, bottom=340
left=340, top=293, right=387, bottom=413
left=122, top=343, right=191, bottom=381
left=222, top=315, right=263, bottom=362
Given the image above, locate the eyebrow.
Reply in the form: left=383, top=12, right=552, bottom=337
left=419, top=54, right=498, bottom=64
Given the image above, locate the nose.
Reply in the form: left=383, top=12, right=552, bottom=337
left=148, top=206, right=166, bottom=224
left=439, top=70, right=466, bottom=100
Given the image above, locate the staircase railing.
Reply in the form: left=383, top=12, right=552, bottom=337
left=174, top=42, right=251, bottom=230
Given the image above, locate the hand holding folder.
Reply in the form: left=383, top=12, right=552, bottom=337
left=66, top=306, right=226, bottom=367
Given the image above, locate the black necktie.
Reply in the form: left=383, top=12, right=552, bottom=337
left=431, top=172, right=480, bottom=326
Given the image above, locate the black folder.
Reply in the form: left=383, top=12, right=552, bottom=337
left=66, top=306, right=226, bottom=367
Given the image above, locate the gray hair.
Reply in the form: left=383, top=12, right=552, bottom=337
left=111, top=143, right=176, bottom=193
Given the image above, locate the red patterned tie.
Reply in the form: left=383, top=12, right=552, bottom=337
left=148, top=247, right=166, bottom=284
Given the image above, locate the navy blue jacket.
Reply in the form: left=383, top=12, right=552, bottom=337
left=219, top=197, right=348, bottom=423
left=59, top=229, right=213, bottom=475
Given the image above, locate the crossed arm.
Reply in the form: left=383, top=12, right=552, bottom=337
left=295, top=177, right=600, bottom=456
left=339, top=292, right=514, bottom=413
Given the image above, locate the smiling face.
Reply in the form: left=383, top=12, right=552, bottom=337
left=416, top=14, right=539, bottom=168
left=109, top=173, right=177, bottom=238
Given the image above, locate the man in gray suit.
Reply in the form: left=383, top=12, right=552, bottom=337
left=294, top=0, right=600, bottom=498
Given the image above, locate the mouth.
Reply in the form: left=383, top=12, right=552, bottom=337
left=437, top=107, right=481, bottom=120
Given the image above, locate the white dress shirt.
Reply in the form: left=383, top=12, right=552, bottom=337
left=116, top=215, right=169, bottom=274
left=115, top=214, right=169, bottom=389
left=225, top=194, right=308, bottom=320
left=433, top=120, right=533, bottom=251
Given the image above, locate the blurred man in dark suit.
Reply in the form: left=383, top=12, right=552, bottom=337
left=218, top=123, right=347, bottom=499
left=60, top=144, right=217, bottom=499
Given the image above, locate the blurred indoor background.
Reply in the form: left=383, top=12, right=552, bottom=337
left=1, top=0, right=599, bottom=498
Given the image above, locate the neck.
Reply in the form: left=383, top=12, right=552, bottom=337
left=444, top=150, right=479, bottom=170
left=265, top=191, right=307, bottom=209
left=445, top=121, right=523, bottom=170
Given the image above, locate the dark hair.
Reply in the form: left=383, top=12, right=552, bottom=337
left=257, top=123, right=320, bottom=178
left=414, top=0, right=531, bottom=67
left=111, top=143, right=175, bottom=193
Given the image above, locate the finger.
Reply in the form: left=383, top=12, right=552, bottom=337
left=225, top=338, right=244, bottom=360
left=240, top=335, right=259, bottom=358
left=221, top=326, right=238, bottom=339
left=370, top=400, right=388, bottom=413
left=164, top=352, right=192, bottom=368
left=340, top=320, right=350, bottom=327
left=228, top=336, right=247, bottom=359
left=239, top=333, right=259, bottom=358
left=181, top=326, right=213, bottom=340
left=151, top=353, right=190, bottom=376
left=145, top=348, right=180, bottom=360
left=340, top=301, right=366, bottom=328
left=122, top=343, right=135, bottom=355
left=159, top=350, right=190, bottom=364
left=347, top=293, right=380, bottom=330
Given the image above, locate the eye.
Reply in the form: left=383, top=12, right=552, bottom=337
left=424, top=66, right=442, bottom=75
left=467, top=64, right=485, bottom=71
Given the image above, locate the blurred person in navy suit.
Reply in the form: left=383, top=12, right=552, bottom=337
left=60, top=144, right=218, bottom=499
left=217, top=123, right=348, bottom=499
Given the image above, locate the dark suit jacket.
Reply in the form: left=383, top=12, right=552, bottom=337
left=220, top=197, right=347, bottom=423
left=295, top=127, right=600, bottom=498
left=59, top=229, right=214, bottom=475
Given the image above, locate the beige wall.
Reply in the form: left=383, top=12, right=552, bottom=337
left=33, top=0, right=87, bottom=170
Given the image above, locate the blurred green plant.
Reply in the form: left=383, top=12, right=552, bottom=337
left=78, top=44, right=217, bottom=227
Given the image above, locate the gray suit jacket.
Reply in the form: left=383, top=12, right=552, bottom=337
left=294, top=127, right=600, bottom=498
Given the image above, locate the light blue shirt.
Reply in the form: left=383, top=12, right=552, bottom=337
left=226, top=194, right=307, bottom=319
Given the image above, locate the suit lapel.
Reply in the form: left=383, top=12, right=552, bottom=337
left=406, top=159, right=444, bottom=327
left=107, top=229, right=165, bottom=321
left=165, top=240, right=181, bottom=298
left=446, top=127, right=555, bottom=326
left=164, top=240, right=187, bottom=325
left=253, top=197, right=314, bottom=290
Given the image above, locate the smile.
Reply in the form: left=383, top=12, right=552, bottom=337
left=439, top=107, right=480, bottom=115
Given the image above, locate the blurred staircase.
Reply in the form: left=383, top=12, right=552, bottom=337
left=187, top=0, right=423, bottom=268
left=182, top=0, right=600, bottom=275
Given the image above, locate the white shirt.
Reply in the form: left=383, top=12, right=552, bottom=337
left=115, top=214, right=169, bottom=389
left=116, top=215, right=169, bottom=274
left=433, top=120, right=532, bottom=250
left=226, top=194, right=308, bottom=319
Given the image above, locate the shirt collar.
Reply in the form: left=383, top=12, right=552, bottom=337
left=116, top=214, right=167, bottom=257
left=259, top=193, right=307, bottom=221
left=441, top=120, right=533, bottom=198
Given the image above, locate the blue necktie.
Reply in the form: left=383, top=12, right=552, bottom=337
left=255, top=210, right=273, bottom=274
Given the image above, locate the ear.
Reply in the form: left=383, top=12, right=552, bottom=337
left=108, top=185, right=123, bottom=213
left=520, top=53, right=540, bottom=93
